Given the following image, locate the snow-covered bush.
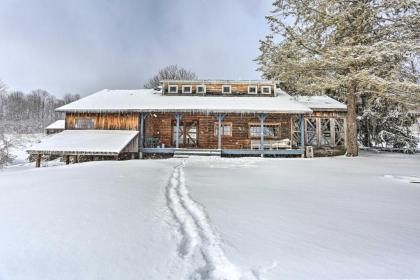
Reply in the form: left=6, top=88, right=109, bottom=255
left=358, top=95, right=418, bottom=152
left=0, top=136, right=16, bottom=168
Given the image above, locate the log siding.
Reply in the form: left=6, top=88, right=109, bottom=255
left=66, top=113, right=139, bottom=130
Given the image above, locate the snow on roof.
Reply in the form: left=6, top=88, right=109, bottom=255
left=45, top=120, right=65, bottom=130
left=295, top=95, right=347, bottom=111
left=56, top=89, right=313, bottom=114
left=160, top=79, right=275, bottom=85
left=27, top=130, right=138, bottom=155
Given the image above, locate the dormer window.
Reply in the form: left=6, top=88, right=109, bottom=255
left=261, top=86, right=271, bottom=94
left=196, top=85, right=206, bottom=94
left=182, top=85, right=192, bottom=94
left=222, top=85, right=231, bottom=94
left=248, top=85, right=257, bottom=94
left=168, top=85, right=178, bottom=94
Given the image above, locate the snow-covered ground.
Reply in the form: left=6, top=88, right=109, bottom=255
left=0, top=152, right=419, bottom=279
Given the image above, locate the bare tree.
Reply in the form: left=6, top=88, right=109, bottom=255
left=144, top=65, right=197, bottom=89
left=0, top=79, right=6, bottom=93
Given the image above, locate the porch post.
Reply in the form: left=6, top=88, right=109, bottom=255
left=175, top=113, right=181, bottom=148
left=217, top=113, right=224, bottom=150
left=139, top=113, right=145, bottom=158
left=258, top=113, right=266, bottom=154
left=35, top=154, right=41, bottom=168
left=300, top=115, right=305, bottom=148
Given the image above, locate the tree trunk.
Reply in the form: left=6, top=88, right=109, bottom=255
left=361, top=95, right=370, bottom=147
left=346, top=84, right=359, bottom=156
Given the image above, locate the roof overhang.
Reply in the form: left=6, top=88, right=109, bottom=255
left=27, top=130, right=138, bottom=156
left=55, top=89, right=317, bottom=115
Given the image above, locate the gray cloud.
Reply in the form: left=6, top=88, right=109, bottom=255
left=0, top=0, right=272, bottom=97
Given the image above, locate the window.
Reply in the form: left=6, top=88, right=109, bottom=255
left=168, top=85, right=178, bottom=94
left=75, top=118, right=94, bottom=129
left=222, top=85, right=231, bottom=94
left=261, top=86, right=271, bottom=94
left=305, top=118, right=317, bottom=145
left=248, top=85, right=257, bottom=94
left=196, top=85, right=206, bottom=94
left=249, top=124, right=280, bottom=138
left=334, top=118, right=345, bottom=146
left=320, top=118, right=331, bottom=146
left=182, top=85, right=192, bottom=94
left=291, top=117, right=303, bottom=147
left=214, top=122, right=232, bottom=136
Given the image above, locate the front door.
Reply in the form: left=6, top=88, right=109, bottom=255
left=172, top=120, right=198, bottom=147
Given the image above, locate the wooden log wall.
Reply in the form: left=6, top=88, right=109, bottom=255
left=163, top=82, right=275, bottom=96
left=144, top=113, right=291, bottom=149
left=66, top=113, right=139, bottom=130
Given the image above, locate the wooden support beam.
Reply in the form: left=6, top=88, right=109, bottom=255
left=74, top=155, right=78, bottom=163
left=258, top=113, right=267, bottom=157
left=175, top=113, right=182, bottom=149
left=217, top=113, right=225, bottom=150
left=300, top=115, right=305, bottom=148
left=35, top=154, right=41, bottom=168
left=65, top=155, right=70, bottom=165
left=139, top=112, right=145, bottom=159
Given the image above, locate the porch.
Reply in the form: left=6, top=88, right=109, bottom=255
left=138, top=112, right=307, bottom=158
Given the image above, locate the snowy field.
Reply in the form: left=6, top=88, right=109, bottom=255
left=0, top=152, right=419, bottom=279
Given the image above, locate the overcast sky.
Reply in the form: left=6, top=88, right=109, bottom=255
left=0, top=0, right=273, bottom=97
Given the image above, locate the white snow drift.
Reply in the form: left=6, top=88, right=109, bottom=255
left=0, top=152, right=419, bottom=279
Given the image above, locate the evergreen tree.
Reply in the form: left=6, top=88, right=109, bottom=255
left=257, top=0, right=420, bottom=156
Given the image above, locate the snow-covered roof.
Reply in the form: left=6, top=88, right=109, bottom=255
left=160, top=79, right=274, bottom=85
left=45, top=120, right=65, bottom=130
left=27, top=130, right=138, bottom=155
left=295, top=95, right=347, bottom=111
left=56, top=89, right=313, bottom=114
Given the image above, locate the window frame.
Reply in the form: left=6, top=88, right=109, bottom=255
left=182, top=85, right=192, bottom=94
left=168, top=85, right=178, bottom=94
left=248, top=85, right=258, bottom=95
left=261, top=86, right=272, bottom=95
left=214, top=122, right=233, bottom=137
left=248, top=123, right=281, bottom=139
left=196, top=85, right=206, bottom=94
left=222, top=85, right=232, bottom=94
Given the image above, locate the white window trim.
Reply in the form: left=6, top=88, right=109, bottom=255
left=182, top=85, right=192, bottom=94
left=261, top=86, right=272, bottom=94
left=196, top=85, right=206, bottom=94
left=168, top=85, right=178, bottom=94
left=248, top=85, right=258, bottom=95
left=222, top=85, right=232, bottom=94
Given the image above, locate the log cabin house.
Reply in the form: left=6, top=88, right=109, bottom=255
left=27, top=80, right=347, bottom=166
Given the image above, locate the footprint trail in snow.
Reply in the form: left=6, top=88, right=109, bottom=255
left=165, top=161, right=242, bottom=280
